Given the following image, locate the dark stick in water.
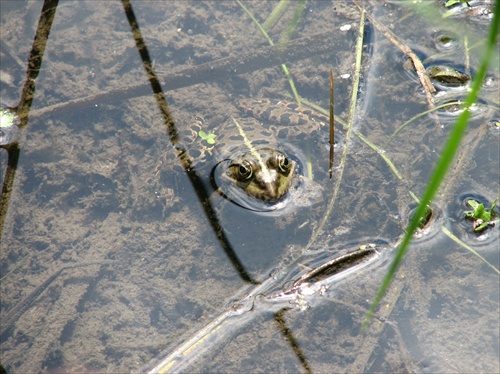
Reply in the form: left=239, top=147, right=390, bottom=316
left=329, top=68, right=335, bottom=179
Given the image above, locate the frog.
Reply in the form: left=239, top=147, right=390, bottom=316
left=151, top=98, right=332, bottom=213
left=426, top=65, right=470, bottom=86
left=210, top=116, right=300, bottom=212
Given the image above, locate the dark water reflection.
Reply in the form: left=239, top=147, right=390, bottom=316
left=0, top=1, right=498, bottom=373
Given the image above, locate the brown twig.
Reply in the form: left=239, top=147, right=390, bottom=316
left=329, top=68, right=335, bottom=179
left=352, top=1, right=439, bottom=126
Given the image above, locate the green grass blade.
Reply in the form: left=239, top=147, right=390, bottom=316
left=384, top=102, right=463, bottom=149
left=236, top=0, right=274, bottom=45
left=236, top=0, right=303, bottom=104
left=441, top=226, right=500, bottom=275
left=263, top=0, right=290, bottom=31
left=281, top=0, right=306, bottom=44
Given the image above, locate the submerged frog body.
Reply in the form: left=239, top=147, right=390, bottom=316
left=156, top=98, right=329, bottom=211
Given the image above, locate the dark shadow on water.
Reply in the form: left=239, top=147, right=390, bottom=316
left=0, top=0, right=58, bottom=240
left=275, top=308, right=312, bottom=374
left=120, top=0, right=258, bottom=285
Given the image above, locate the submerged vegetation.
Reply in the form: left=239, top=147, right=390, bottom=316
left=465, top=198, right=498, bottom=232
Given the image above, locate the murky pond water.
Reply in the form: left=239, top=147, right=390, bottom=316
left=1, top=1, right=498, bottom=373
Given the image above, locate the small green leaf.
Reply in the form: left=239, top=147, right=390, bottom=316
left=474, top=220, right=489, bottom=232
left=198, top=130, right=216, bottom=145
left=491, top=198, right=498, bottom=212
left=444, top=0, right=469, bottom=7
left=475, top=203, right=485, bottom=218
left=464, top=198, right=498, bottom=232
left=0, top=109, right=15, bottom=128
left=467, top=199, right=479, bottom=210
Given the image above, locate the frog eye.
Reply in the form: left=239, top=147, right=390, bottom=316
left=238, top=160, right=253, bottom=179
left=278, top=155, right=291, bottom=173
left=272, top=152, right=291, bottom=173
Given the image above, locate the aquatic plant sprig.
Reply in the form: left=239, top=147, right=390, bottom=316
left=464, top=198, right=498, bottom=232
left=363, top=0, right=499, bottom=329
